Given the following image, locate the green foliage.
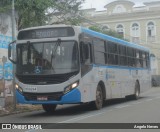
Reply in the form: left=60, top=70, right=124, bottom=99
left=50, top=0, right=85, bottom=25
left=0, top=0, right=84, bottom=30
left=89, top=26, right=102, bottom=33
left=0, top=0, right=12, bottom=13
left=89, top=25, right=128, bottom=41
left=15, top=0, right=50, bottom=30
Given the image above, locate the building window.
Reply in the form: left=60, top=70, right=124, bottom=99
left=147, top=22, right=155, bottom=42
left=131, top=23, right=140, bottom=44
left=116, top=24, right=124, bottom=38
left=113, top=5, right=126, bottom=13
left=117, top=6, right=123, bottom=12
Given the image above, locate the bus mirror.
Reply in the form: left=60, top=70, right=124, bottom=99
left=8, top=41, right=17, bottom=64
left=8, top=45, right=11, bottom=57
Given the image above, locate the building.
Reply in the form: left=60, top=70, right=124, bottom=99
left=81, top=0, right=160, bottom=75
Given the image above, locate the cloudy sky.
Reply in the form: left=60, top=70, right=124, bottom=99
left=82, top=0, right=160, bottom=10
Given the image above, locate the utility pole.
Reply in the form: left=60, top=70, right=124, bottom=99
left=2, top=56, right=7, bottom=107
left=11, top=0, right=16, bottom=110
left=12, top=0, right=16, bottom=39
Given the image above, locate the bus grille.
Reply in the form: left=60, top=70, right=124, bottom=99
left=16, top=71, right=78, bottom=85
left=23, top=92, right=63, bottom=101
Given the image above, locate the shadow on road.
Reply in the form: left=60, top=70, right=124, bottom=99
left=23, top=96, right=147, bottom=118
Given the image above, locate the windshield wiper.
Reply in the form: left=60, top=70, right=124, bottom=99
left=51, top=39, right=61, bottom=70
left=27, top=41, right=31, bottom=64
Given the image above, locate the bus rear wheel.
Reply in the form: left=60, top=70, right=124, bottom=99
left=125, top=81, right=140, bottom=100
left=133, top=81, right=140, bottom=100
left=42, top=104, right=57, bottom=113
left=92, top=85, right=103, bottom=110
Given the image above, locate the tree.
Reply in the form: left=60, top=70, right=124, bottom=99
left=0, top=0, right=11, bottom=13
left=89, top=25, right=126, bottom=40
left=48, top=0, right=84, bottom=25
left=0, top=0, right=84, bottom=30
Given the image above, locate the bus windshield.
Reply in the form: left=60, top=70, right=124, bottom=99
left=16, top=41, right=79, bottom=75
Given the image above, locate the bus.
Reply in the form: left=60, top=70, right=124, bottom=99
left=8, top=25, right=151, bottom=113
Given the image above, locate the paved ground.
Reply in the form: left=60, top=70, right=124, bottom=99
left=0, top=87, right=160, bottom=132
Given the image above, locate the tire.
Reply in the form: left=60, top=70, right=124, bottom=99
left=132, top=81, right=140, bottom=100
left=42, top=104, right=57, bottom=113
left=92, top=85, right=103, bottom=110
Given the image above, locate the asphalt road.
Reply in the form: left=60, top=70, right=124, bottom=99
left=0, top=87, right=160, bottom=132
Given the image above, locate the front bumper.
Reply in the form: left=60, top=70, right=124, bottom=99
left=16, top=88, right=81, bottom=105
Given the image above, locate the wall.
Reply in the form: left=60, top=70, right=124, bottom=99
left=0, top=13, right=14, bottom=108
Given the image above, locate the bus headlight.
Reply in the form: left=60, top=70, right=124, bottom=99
left=64, top=81, right=79, bottom=94
left=15, top=84, right=23, bottom=94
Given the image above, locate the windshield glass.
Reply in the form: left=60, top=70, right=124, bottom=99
left=16, top=41, right=79, bottom=75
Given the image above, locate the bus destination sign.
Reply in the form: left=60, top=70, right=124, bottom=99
left=18, top=27, right=75, bottom=40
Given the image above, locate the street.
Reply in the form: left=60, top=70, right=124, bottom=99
left=0, top=87, right=160, bottom=132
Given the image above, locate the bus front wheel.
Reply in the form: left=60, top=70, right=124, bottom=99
left=92, top=85, right=103, bottom=110
left=42, top=104, right=57, bottom=113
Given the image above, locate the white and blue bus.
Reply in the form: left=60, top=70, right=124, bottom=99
left=8, top=25, right=151, bottom=113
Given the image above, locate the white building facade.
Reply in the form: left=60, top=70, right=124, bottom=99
left=81, top=0, right=160, bottom=75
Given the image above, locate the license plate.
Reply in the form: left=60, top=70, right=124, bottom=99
left=37, top=96, right=48, bottom=101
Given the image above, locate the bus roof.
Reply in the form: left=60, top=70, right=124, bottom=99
left=81, top=27, right=149, bottom=52
left=18, top=24, right=71, bottom=32
left=18, top=25, right=149, bottom=52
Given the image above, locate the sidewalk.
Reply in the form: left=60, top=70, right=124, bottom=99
left=0, top=104, right=42, bottom=117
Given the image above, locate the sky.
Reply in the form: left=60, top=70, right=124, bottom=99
left=82, top=0, right=160, bottom=11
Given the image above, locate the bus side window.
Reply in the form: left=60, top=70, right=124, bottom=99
left=136, top=50, right=141, bottom=67
left=80, top=42, right=92, bottom=76
left=80, top=42, right=90, bottom=64
left=142, top=52, right=147, bottom=68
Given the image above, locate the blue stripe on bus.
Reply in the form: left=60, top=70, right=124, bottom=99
left=93, top=64, right=150, bottom=70
left=16, top=88, right=81, bottom=105
left=81, top=27, right=149, bottom=52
